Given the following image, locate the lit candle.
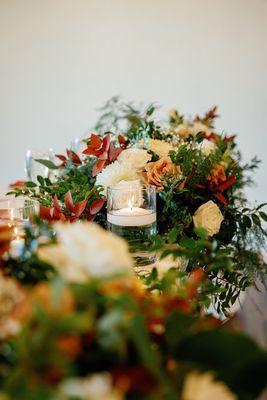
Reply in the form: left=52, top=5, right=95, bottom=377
left=107, top=207, right=156, bottom=227
left=10, top=226, right=25, bottom=258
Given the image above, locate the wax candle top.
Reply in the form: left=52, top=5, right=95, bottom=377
left=113, top=207, right=150, bottom=216
left=107, top=207, right=156, bottom=227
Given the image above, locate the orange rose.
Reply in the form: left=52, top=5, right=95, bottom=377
left=207, top=163, right=226, bottom=186
left=143, top=157, right=182, bottom=191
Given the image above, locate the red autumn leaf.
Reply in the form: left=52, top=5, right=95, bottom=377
left=83, top=146, right=97, bottom=156
left=86, top=215, right=96, bottom=222
left=39, top=205, right=54, bottom=221
left=89, top=198, right=105, bottom=215
left=90, top=133, right=102, bottom=149
left=83, top=134, right=103, bottom=156
left=214, top=175, right=235, bottom=192
left=223, top=134, right=236, bottom=143
left=102, top=135, right=111, bottom=152
left=53, top=195, right=62, bottom=213
left=64, top=191, right=75, bottom=213
left=108, top=142, right=122, bottom=163
left=214, top=192, right=227, bottom=205
left=118, top=134, right=129, bottom=149
left=58, top=212, right=67, bottom=221
left=92, top=160, right=106, bottom=177
left=204, top=132, right=219, bottom=144
left=98, top=151, right=108, bottom=161
left=66, top=149, right=82, bottom=165
left=9, top=180, right=26, bottom=188
left=56, top=154, right=68, bottom=168
left=73, top=199, right=88, bottom=218
left=56, top=154, right=67, bottom=162
left=83, top=136, right=102, bottom=156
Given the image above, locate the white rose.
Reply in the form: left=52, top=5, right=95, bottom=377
left=59, top=373, right=123, bottom=400
left=198, top=139, right=216, bottom=156
left=95, top=160, right=139, bottom=194
left=193, top=200, right=224, bottom=236
left=117, top=148, right=151, bottom=169
left=38, top=222, right=133, bottom=282
left=182, top=371, right=237, bottom=400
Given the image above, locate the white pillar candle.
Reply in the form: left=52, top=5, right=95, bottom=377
left=107, top=207, right=156, bottom=227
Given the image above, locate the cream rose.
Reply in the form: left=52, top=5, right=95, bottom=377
left=193, top=200, right=224, bottom=236
left=38, top=222, right=133, bottom=282
left=117, top=148, right=151, bottom=169
left=147, top=139, right=174, bottom=158
left=182, top=371, right=237, bottom=400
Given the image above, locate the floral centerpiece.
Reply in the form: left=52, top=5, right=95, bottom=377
left=9, top=98, right=267, bottom=315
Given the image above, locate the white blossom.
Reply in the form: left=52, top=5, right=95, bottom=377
left=38, top=222, right=133, bottom=282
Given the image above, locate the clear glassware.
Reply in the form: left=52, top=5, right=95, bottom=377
left=0, top=197, right=39, bottom=257
left=107, top=181, right=157, bottom=268
left=25, top=149, right=54, bottom=183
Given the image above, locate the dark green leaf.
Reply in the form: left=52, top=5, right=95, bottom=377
left=35, top=159, right=59, bottom=170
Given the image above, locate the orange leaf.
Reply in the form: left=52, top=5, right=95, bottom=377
left=9, top=180, right=26, bottom=188
left=66, top=149, right=82, bottom=165
left=90, top=133, right=102, bottom=149
left=73, top=199, right=88, bottom=218
left=64, top=191, right=74, bottom=213
left=40, top=205, right=54, bottom=221
left=53, top=195, right=62, bottom=213
left=102, top=135, right=111, bottom=152
left=89, top=198, right=105, bottom=215
left=214, top=192, right=227, bottom=205
left=56, top=154, right=67, bottom=162
left=214, top=175, right=235, bottom=192
left=108, top=142, right=122, bottom=162
left=92, top=160, right=106, bottom=177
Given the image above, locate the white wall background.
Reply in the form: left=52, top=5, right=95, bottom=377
left=0, top=0, right=267, bottom=202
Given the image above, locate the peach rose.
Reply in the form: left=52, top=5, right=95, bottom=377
left=143, top=156, right=182, bottom=191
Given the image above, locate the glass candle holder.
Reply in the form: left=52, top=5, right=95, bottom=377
left=0, top=197, right=39, bottom=257
left=25, top=149, right=54, bottom=183
left=107, top=181, right=157, bottom=267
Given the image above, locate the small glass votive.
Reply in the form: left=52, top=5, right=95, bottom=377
left=107, top=181, right=157, bottom=267
left=25, top=148, right=54, bottom=183
left=0, top=197, right=39, bottom=257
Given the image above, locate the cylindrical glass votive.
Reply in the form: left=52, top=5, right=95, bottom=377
left=107, top=181, right=157, bottom=267
left=0, top=197, right=39, bottom=257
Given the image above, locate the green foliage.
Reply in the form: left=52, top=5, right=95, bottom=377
left=176, top=330, right=267, bottom=400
